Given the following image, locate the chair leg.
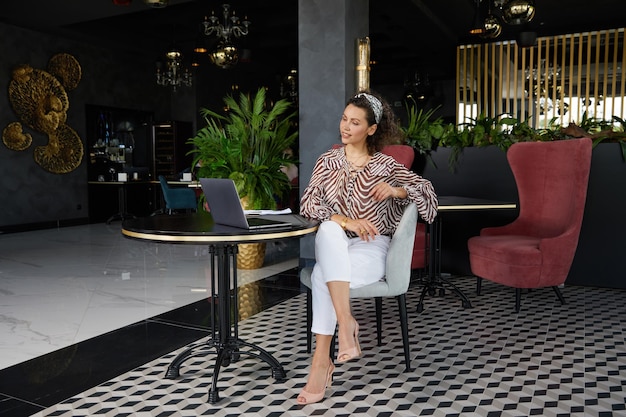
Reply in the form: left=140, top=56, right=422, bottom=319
left=552, top=286, right=566, bottom=305
left=306, top=288, right=312, bottom=353
left=515, top=288, right=521, bottom=312
left=375, top=297, right=383, bottom=346
left=396, top=294, right=412, bottom=372
left=476, top=277, right=482, bottom=295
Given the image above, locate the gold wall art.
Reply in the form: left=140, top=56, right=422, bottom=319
left=3, top=53, right=84, bottom=174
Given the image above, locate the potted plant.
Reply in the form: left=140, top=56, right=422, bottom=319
left=189, top=87, right=298, bottom=209
left=188, top=87, right=298, bottom=268
left=401, top=103, right=453, bottom=173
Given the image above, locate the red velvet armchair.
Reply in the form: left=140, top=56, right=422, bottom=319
left=467, top=137, right=592, bottom=311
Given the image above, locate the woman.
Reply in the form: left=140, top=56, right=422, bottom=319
left=297, top=91, right=438, bottom=404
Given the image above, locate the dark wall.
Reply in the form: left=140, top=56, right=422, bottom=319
left=0, top=22, right=193, bottom=230
left=422, top=146, right=519, bottom=278
left=0, top=3, right=301, bottom=231
left=569, top=143, right=626, bottom=289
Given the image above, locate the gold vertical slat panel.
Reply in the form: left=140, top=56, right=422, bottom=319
left=602, top=31, right=610, bottom=119
left=559, top=35, right=567, bottom=124
left=520, top=46, right=526, bottom=121
left=489, top=43, right=494, bottom=114
left=469, top=44, right=478, bottom=119
left=476, top=44, right=483, bottom=117
left=585, top=32, right=593, bottom=116
left=501, top=42, right=507, bottom=116
left=492, top=43, right=502, bottom=117
left=620, top=30, right=626, bottom=117
left=576, top=33, right=584, bottom=123
left=512, top=41, right=519, bottom=119
left=528, top=39, right=543, bottom=127
left=456, top=28, right=626, bottom=128
left=593, top=31, right=601, bottom=117
left=611, top=30, right=619, bottom=117
left=456, top=46, right=462, bottom=125
left=568, top=34, right=575, bottom=125
left=456, top=46, right=460, bottom=123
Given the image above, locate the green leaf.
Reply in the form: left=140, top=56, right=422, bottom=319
left=187, top=87, right=297, bottom=210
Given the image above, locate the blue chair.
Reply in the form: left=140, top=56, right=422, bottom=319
left=158, top=175, right=197, bottom=214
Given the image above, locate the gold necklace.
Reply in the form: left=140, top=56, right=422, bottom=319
left=347, top=154, right=370, bottom=176
left=346, top=152, right=369, bottom=167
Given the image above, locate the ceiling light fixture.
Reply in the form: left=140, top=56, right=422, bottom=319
left=470, top=0, right=534, bottom=39
left=156, top=48, right=192, bottom=92
left=481, top=14, right=502, bottom=39
left=481, top=2, right=502, bottom=39
left=202, top=4, right=251, bottom=69
left=501, top=0, right=535, bottom=25
left=144, top=0, right=168, bottom=7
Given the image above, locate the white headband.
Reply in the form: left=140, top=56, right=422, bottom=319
left=355, top=93, right=383, bottom=124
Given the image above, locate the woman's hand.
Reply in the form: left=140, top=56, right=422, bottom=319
left=344, top=217, right=378, bottom=241
left=370, top=182, right=406, bottom=201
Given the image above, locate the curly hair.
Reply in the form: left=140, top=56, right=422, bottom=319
left=346, top=89, right=401, bottom=154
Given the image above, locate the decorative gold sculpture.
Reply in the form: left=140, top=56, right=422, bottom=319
left=3, top=53, right=83, bottom=174
left=47, top=53, right=82, bottom=91
left=2, top=122, right=32, bottom=151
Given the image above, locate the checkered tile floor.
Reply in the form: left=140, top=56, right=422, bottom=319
left=33, top=277, right=626, bottom=416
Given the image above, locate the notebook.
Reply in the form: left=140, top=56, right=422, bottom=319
left=199, top=178, right=293, bottom=230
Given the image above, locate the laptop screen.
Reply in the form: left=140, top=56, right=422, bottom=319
left=199, top=178, right=292, bottom=230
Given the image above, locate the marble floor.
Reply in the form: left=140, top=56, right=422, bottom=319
left=1, top=223, right=624, bottom=416
left=0, top=222, right=302, bottom=416
left=0, top=223, right=299, bottom=370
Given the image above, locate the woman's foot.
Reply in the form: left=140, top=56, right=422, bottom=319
left=297, top=360, right=335, bottom=405
left=337, top=318, right=362, bottom=363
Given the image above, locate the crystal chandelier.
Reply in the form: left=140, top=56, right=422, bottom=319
left=202, top=4, right=251, bottom=69
left=156, top=49, right=192, bottom=92
left=525, top=59, right=561, bottom=98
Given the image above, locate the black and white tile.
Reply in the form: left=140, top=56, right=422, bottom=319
left=31, top=278, right=626, bottom=417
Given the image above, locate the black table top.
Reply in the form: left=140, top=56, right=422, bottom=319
left=437, top=196, right=517, bottom=211
left=121, top=212, right=318, bottom=244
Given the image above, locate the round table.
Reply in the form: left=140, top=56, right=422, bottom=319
left=122, top=212, right=317, bottom=404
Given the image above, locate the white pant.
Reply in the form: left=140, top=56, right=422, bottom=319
left=310, top=221, right=390, bottom=335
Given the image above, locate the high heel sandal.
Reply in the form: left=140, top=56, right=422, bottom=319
left=337, top=320, right=362, bottom=363
left=297, top=363, right=335, bottom=405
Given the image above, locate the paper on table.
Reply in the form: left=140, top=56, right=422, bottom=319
left=244, top=208, right=292, bottom=215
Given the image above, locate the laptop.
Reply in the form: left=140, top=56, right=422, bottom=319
left=199, top=178, right=293, bottom=230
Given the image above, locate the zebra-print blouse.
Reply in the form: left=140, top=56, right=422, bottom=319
left=300, top=147, right=438, bottom=236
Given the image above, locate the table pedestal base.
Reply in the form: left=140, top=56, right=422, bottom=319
left=164, top=337, right=286, bottom=403
left=106, top=184, right=135, bottom=224
left=418, top=215, right=473, bottom=312
left=162, top=244, right=286, bottom=404
left=416, top=274, right=472, bottom=313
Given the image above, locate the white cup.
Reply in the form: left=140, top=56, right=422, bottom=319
left=182, top=172, right=192, bottom=181
left=117, top=172, right=128, bottom=182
